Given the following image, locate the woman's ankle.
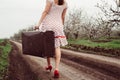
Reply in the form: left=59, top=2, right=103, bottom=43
left=48, top=64, right=51, bottom=66
left=55, top=68, right=59, bottom=70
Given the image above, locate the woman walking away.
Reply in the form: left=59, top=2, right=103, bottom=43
left=34, top=0, right=68, bottom=78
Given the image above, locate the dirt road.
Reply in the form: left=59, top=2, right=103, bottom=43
left=9, top=41, right=120, bottom=80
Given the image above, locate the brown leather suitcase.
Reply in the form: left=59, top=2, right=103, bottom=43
left=22, top=31, right=55, bottom=57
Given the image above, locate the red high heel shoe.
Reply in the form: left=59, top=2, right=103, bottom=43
left=54, top=70, right=59, bottom=78
left=46, top=65, right=52, bottom=72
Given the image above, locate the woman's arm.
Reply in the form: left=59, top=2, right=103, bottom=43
left=62, top=8, right=67, bottom=25
left=35, top=0, right=52, bottom=29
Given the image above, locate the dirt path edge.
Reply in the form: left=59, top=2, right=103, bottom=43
left=8, top=41, right=39, bottom=80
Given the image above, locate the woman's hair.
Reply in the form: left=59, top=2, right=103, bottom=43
left=58, top=0, right=64, bottom=5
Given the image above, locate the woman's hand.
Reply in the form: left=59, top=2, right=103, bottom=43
left=34, top=26, right=39, bottom=30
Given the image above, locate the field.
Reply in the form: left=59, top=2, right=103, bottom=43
left=68, top=39, right=120, bottom=49
left=0, top=39, right=12, bottom=80
left=64, top=38, right=120, bottom=57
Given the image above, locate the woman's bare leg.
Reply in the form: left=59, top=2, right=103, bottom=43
left=47, top=57, right=51, bottom=66
left=46, top=47, right=61, bottom=70
left=55, top=47, right=61, bottom=70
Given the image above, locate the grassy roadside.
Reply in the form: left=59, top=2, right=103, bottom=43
left=63, top=39, right=120, bottom=58
left=68, top=39, right=120, bottom=49
left=0, top=39, right=12, bottom=80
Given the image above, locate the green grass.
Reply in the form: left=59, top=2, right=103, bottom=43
left=68, top=39, right=120, bottom=49
left=0, top=39, right=4, bottom=43
left=0, top=39, right=12, bottom=80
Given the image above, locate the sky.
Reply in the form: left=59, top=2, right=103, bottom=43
left=0, top=0, right=117, bottom=38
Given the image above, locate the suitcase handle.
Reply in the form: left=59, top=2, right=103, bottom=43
left=33, top=25, right=52, bottom=32
left=34, top=23, right=48, bottom=32
left=33, top=26, right=43, bottom=32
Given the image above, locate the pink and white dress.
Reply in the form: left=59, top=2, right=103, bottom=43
left=40, top=0, right=68, bottom=48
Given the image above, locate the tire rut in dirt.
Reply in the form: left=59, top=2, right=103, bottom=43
left=61, top=53, right=119, bottom=80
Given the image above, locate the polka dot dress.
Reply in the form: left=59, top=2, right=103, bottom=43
left=40, top=0, right=68, bottom=48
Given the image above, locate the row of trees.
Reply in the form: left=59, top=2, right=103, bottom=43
left=10, top=26, right=34, bottom=41
left=10, top=0, right=120, bottom=40
left=64, top=0, right=120, bottom=39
